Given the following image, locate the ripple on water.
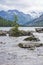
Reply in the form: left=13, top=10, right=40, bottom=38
left=0, top=27, right=43, bottom=65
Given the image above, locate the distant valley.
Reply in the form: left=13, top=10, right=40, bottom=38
left=0, top=10, right=43, bottom=26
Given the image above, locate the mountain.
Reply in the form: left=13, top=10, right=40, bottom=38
left=26, top=14, right=43, bottom=27
left=0, top=10, right=33, bottom=25
left=0, top=10, right=43, bottom=26
left=29, top=11, right=43, bottom=19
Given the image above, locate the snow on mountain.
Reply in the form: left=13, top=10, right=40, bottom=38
left=0, top=10, right=43, bottom=25
left=28, top=11, right=43, bottom=19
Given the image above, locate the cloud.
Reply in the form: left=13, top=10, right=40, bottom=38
left=0, top=0, right=43, bottom=13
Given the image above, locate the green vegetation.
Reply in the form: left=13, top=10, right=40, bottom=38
left=9, top=28, right=32, bottom=36
left=0, top=17, right=12, bottom=27
left=9, top=15, right=32, bottom=37
left=9, top=15, right=20, bottom=36
left=12, top=14, right=19, bottom=26
left=9, top=26, right=20, bottom=36
left=0, top=16, right=19, bottom=27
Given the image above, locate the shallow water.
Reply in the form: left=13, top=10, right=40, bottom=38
left=0, top=27, right=43, bottom=31
left=33, top=32, right=43, bottom=43
left=0, top=36, right=43, bottom=65
left=0, top=27, right=43, bottom=65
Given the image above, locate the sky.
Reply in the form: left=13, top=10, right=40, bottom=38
left=0, top=0, right=43, bottom=13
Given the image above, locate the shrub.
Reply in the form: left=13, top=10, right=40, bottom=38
left=9, top=25, right=20, bottom=36
left=9, top=27, right=32, bottom=37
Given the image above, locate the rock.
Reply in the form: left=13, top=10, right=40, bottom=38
left=35, top=28, right=43, bottom=33
left=24, top=36, right=40, bottom=41
left=0, top=30, right=7, bottom=36
left=9, top=29, right=32, bottom=37
left=35, top=43, right=43, bottom=47
left=0, top=42, right=6, bottom=44
left=18, top=43, right=43, bottom=49
left=18, top=43, right=23, bottom=48
left=18, top=43, right=34, bottom=48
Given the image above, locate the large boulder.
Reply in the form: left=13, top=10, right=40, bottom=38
left=9, top=28, right=32, bottom=37
left=35, top=28, right=43, bottom=33
left=24, top=36, right=40, bottom=41
left=0, top=30, right=7, bottom=36
left=18, top=43, right=43, bottom=49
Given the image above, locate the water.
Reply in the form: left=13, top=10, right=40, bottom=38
left=0, top=27, right=43, bottom=31
left=0, top=27, right=43, bottom=65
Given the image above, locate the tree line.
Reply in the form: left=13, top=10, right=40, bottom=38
left=0, top=16, right=19, bottom=27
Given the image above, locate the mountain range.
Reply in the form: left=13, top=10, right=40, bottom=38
left=25, top=14, right=43, bottom=27
left=0, top=10, right=43, bottom=26
left=0, top=10, right=33, bottom=25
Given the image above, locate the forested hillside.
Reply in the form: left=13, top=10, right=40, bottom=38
left=0, top=16, right=19, bottom=27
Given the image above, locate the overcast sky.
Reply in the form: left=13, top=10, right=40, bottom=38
left=0, top=0, right=43, bottom=13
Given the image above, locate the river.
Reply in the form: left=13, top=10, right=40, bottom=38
left=0, top=27, right=43, bottom=65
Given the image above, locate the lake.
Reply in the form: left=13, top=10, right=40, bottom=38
left=0, top=27, right=43, bottom=65
left=0, top=27, right=43, bottom=31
